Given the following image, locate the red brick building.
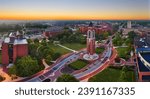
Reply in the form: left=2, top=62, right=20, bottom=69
left=2, top=31, right=28, bottom=66
left=86, top=27, right=96, bottom=55
left=79, top=23, right=112, bottom=34
left=43, top=26, right=63, bottom=38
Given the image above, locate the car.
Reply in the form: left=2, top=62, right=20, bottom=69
left=53, top=67, right=58, bottom=70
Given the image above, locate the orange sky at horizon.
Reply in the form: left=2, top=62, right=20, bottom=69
left=0, top=10, right=149, bottom=20
left=0, top=0, right=149, bottom=20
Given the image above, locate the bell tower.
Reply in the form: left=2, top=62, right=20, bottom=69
left=87, top=29, right=95, bottom=55
left=83, top=22, right=99, bottom=61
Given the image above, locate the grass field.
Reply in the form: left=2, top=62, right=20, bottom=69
left=89, top=67, right=135, bottom=82
left=68, top=59, right=88, bottom=70
left=49, top=44, right=71, bottom=55
left=49, top=43, right=86, bottom=55
left=62, top=43, right=86, bottom=50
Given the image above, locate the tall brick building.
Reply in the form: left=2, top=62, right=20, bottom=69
left=86, top=28, right=96, bottom=55
left=83, top=22, right=99, bottom=61
left=2, top=31, right=28, bottom=66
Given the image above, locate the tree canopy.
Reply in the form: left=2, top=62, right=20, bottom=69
left=8, top=56, right=42, bottom=77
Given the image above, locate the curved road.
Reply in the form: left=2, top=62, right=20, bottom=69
left=18, top=37, right=116, bottom=82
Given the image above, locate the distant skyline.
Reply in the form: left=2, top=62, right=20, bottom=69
left=0, top=0, right=150, bottom=20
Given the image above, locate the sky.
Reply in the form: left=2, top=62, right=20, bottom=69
left=0, top=0, right=150, bottom=20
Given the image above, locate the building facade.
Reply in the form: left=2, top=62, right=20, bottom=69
left=79, top=23, right=112, bottom=34
left=127, top=21, right=132, bottom=29
left=43, top=26, right=63, bottom=38
left=86, top=28, right=96, bottom=55
left=2, top=31, right=28, bottom=66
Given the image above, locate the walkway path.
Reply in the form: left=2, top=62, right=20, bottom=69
left=0, top=68, right=11, bottom=82
left=57, top=44, right=77, bottom=53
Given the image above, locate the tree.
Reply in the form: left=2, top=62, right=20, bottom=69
left=56, top=74, right=79, bottom=82
left=128, top=31, right=136, bottom=40
left=41, top=38, right=47, bottom=46
left=113, top=33, right=122, bottom=46
left=125, top=38, right=132, bottom=46
left=48, top=37, right=53, bottom=43
left=14, top=24, right=22, bottom=31
left=78, top=34, right=86, bottom=44
left=45, top=55, right=52, bottom=65
left=28, top=43, right=39, bottom=58
left=27, top=39, right=33, bottom=44
left=34, top=38, right=39, bottom=44
left=8, top=65, right=17, bottom=75
left=9, top=56, right=42, bottom=77
left=54, top=29, right=86, bottom=44
left=52, top=53, right=61, bottom=60
left=38, top=46, right=54, bottom=59
left=103, top=32, right=109, bottom=39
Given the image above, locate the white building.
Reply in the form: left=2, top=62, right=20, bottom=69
left=127, top=21, right=132, bottom=29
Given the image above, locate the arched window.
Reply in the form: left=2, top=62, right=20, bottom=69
left=87, top=30, right=95, bottom=39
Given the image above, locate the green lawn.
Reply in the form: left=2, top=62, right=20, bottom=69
left=49, top=43, right=86, bottom=55
left=62, top=43, right=86, bottom=50
left=89, top=67, right=135, bottom=82
left=95, top=47, right=105, bottom=54
left=68, top=59, right=88, bottom=70
left=49, top=44, right=71, bottom=55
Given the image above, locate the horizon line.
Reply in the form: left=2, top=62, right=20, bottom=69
left=0, top=19, right=150, bottom=21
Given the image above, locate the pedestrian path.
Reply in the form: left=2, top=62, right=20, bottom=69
left=0, top=68, right=11, bottom=82
left=57, top=44, right=77, bottom=53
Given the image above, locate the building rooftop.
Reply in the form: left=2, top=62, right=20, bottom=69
left=135, top=37, right=149, bottom=48
left=141, top=53, right=150, bottom=63
left=4, top=37, right=10, bottom=43
left=4, top=37, right=27, bottom=45
left=45, top=26, right=63, bottom=32
left=14, top=39, right=28, bottom=45
left=3, top=31, right=28, bottom=45
left=136, top=48, right=150, bottom=53
left=137, top=57, right=150, bottom=72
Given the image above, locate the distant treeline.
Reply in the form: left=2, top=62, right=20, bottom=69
left=0, top=24, right=22, bottom=32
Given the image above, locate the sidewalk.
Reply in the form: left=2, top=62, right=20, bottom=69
left=0, top=67, right=11, bottom=82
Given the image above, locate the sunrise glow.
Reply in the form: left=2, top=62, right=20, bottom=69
left=0, top=0, right=149, bottom=20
